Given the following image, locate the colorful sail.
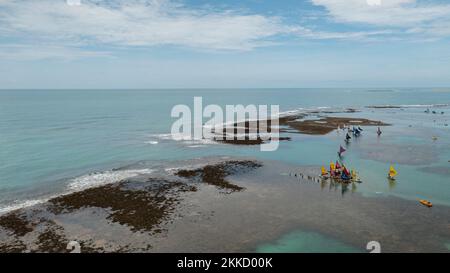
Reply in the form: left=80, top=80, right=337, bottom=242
left=321, top=166, right=328, bottom=176
left=389, top=165, right=397, bottom=178
left=335, top=161, right=341, bottom=169
left=339, top=145, right=346, bottom=154
left=351, top=169, right=360, bottom=182
left=341, top=170, right=350, bottom=180
left=330, top=162, right=335, bottom=171
left=343, top=166, right=350, bottom=176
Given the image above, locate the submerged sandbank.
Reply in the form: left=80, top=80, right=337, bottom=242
left=210, top=112, right=389, bottom=146
left=0, top=158, right=449, bottom=253
left=0, top=160, right=262, bottom=252
left=280, top=116, right=388, bottom=135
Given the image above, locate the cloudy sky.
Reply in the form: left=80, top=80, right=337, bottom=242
left=1, top=0, right=450, bottom=88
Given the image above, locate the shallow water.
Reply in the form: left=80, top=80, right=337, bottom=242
left=3, top=157, right=448, bottom=253
left=0, top=89, right=449, bottom=252
left=255, top=231, right=362, bottom=253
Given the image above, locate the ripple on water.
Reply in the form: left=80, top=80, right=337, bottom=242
left=358, top=143, right=439, bottom=166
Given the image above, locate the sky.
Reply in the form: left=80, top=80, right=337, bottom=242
left=1, top=0, right=450, bottom=89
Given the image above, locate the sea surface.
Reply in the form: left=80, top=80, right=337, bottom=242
left=1, top=88, right=449, bottom=252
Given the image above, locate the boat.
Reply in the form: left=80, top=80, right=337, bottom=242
left=351, top=169, right=362, bottom=183
left=320, top=166, right=329, bottom=178
left=340, top=166, right=351, bottom=182
left=419, top=199, right=432, bottom=207
left=388, top=165, right=397, bottom=180
left=329, top=162, right=336, bottom=177
left=340, top=172, right=351, bottom=182
left=377, top=127, right=382, bottom=136
left=338, top=145, right=346, bottom=157
left=352, top=126, right=361, bottom=137
left=345, top=132, right=352, bottom=142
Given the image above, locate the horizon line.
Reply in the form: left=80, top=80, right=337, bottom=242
left=1, top=87, right=450, bottom=91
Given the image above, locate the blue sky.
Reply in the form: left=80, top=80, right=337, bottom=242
left=1, top=0, right=450, bottom=88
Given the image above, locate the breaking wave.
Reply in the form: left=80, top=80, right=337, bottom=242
left=366, top=104, right=449, bottom=109
left=67, top=168, right=154, bottom=191
left=0, top=168, right=154, bottom=215
left=0, top=199, right=51, bottom=215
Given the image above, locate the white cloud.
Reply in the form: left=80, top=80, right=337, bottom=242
left=312, top=0, right=450, bottom=26
left=0, top=44, right=112, bottom=61
left=296, top=26, right=393, bottom=40
left=0, top=0, right=293, bottom=52
left=0, top=0, right=449, bottom=61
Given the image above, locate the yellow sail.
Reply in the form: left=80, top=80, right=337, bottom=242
left=389, top=165, right=397, bottom=177
left=351, top=169, right=360, bottom=182
left=330, top=162, right=335, bottom=171
left=321, top=166, right=328, bottom=176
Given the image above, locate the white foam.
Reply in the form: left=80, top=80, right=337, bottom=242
left=145, top=140, right=159, bottom=145
left=368, top=104, right=449, bottom=108
left=0, top=168, right=155, bottom=215
left=186, top=138, right=216, bottom=145
left=279, top=107, right=358, bottom=117
left=403, top=104, right=449, bottom=108
left=0, top=199, right=50, bottom=215
left=68, top=168, right=154, bottom=191
left=164, top=167, right=180, bottom=172
left=147, top=133, right=173, bottom=140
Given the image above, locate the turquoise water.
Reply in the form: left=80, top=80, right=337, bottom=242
left=256, top=230, right=362, bottom=253
left=0, top=88, right=449, bottom=211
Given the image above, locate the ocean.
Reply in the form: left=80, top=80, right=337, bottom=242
left=1, top=88, right=449, bottom=251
